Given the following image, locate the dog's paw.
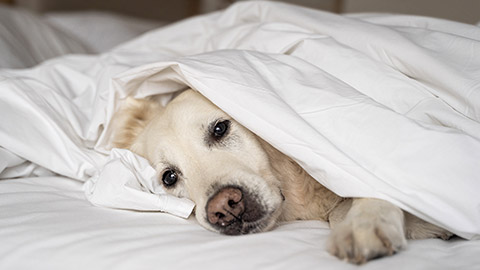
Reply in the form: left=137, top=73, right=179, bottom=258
left=327, top=201, right=407, bottom=264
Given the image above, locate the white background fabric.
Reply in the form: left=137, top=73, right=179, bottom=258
left=0, top=4, right=164, bottom=68
left=1, top=2, right=480, bottom=267
left=45, top=11, right=165, bottom=53
left=0, top=4, right=88, bottom=68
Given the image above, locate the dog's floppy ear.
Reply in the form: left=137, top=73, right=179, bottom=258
left=111, top=97, right=161, bottom=150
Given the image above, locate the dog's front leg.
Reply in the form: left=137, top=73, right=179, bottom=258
left=327, top=198, right=407, bottom=264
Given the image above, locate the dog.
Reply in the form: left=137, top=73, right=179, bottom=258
left=112, top=89, right=452, bottom=264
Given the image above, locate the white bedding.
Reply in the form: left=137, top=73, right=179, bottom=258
left=1, top=176, right=480, bottom=270
left=1, top=1, right=480, bottom=269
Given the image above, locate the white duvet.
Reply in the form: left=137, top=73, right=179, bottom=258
left=1, top=1, right=479, bottom=240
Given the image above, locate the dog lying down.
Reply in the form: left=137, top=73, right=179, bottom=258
left=112, top=89, right=452, bottom=264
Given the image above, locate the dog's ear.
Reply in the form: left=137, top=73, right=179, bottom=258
left=111, top=97, right=161, bottom=150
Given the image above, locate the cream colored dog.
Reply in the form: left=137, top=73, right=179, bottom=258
left=112, top=89, right=452, bottom=264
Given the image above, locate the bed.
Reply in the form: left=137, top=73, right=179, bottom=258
left=1, top=2, right=480, bottom=269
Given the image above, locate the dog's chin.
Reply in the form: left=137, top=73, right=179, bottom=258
left=218, top=209, right=281, bottom=235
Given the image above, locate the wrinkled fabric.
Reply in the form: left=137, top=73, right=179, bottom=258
left=84, top=148, right=195, bottom=218
left=0, top=2, right=479, bottom=238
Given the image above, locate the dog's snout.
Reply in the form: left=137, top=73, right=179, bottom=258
left=207, top=187, right=245, bottom=227
left=205, top=185, right=268, bottom=235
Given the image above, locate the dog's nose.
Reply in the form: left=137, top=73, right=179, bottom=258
left=206, top=187, right=245, bottom=227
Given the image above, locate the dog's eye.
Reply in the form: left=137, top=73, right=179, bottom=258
left=162, top=170, right=178, bottom=187
left=212, top=120, right=230, bottom=138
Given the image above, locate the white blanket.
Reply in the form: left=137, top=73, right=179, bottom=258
left=1, top=2, right=479, bottom=239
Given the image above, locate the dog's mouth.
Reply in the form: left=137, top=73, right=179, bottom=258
left=204, top=185, right=282, bottom=235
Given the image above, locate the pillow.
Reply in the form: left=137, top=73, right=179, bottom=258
left=45, top=11, right=165, bottom=53
left=0, top=4, right=89, bottom=68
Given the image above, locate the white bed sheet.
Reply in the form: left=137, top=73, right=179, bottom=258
left=1, top=176, right=479, bottom=270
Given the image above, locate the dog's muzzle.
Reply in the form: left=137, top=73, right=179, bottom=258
left=206, top=186, right=266, bottom=235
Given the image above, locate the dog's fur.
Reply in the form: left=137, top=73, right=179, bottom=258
left=112, top=89, right=452, bottom=264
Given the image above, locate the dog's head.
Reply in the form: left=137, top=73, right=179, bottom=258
left=112, top=90, right=284, bottom=235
